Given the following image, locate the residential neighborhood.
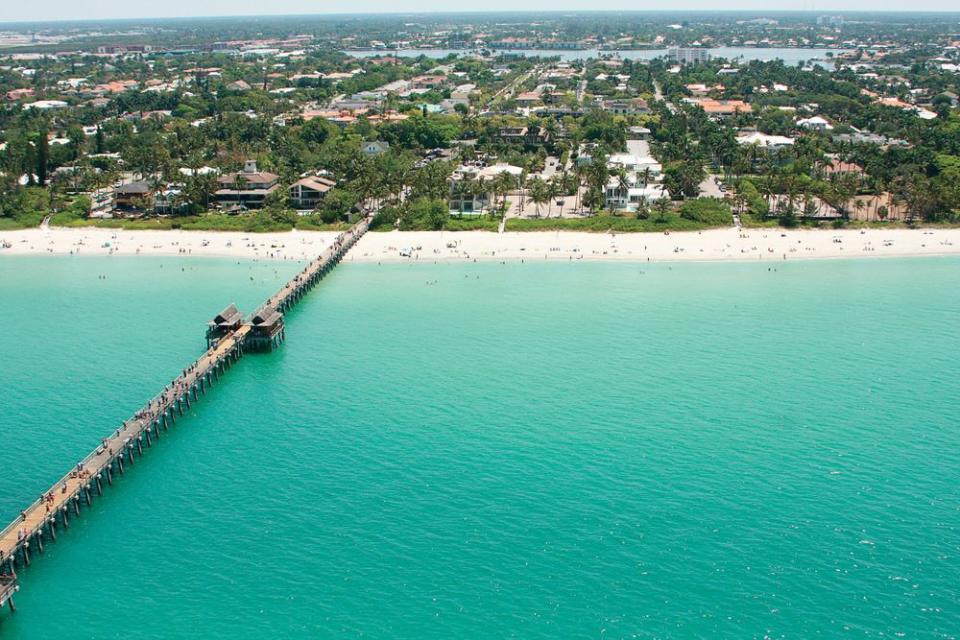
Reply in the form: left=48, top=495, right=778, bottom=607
left=1, top=12, right=960, bottom=233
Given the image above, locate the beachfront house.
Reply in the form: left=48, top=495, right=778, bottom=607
left=605, top=183, right=670, bottom=211
left=602, top=150, right=667, bottom=211
left=288, top=175, right=336, bottom=210
left=448, top=163, right=522, bottom=214
left=215, top=160, right=280, bottom=210
left=113, top=181, right=152, bottom=211
left=153, top=187, right=191, bottom=215
left=767, top=194, right=842, bottom=220
left=608, top=153, right=662, bottom=178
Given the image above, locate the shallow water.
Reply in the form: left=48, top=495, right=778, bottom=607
left=1, top=256, right=958, bottom=638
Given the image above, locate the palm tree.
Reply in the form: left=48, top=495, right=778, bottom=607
left=528, top=178, right=549, bottom=217
left=233, top=174, right=249, bottom=211
left=172, top=190, right=192, bottom=216
left=653, top=197, right=671, bottom=222
left=635, top=199, right=650, bottom=220
left=583, top=186, right=605, bottom=214
left=558, top=171, right=577, bottom=216
left=518, top=171, right=528, bottom=214
left=573, top=162, right=588, bottom=213
left=493, top=171, right=515, bottom=216
left=546, top=178, right=561, bottom=217
left=474, top=177, right=488, bottom=214
left=191, top=173, right=217, bottom=210
left=854, top=199, right=865, bottom=222
left=588, top=152, right=610, bottom=195
left=453, top=178, right=472, bottom=215
left=615, top=168, right=631, bottom=211
left=148, top=174, right=166, bottom=216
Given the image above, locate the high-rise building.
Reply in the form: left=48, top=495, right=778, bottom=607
left=667, top=47, right=711, bottom=65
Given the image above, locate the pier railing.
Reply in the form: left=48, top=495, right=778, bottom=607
left=0, top=215, right=371, bottom=614
left=262, top=215, right=370, bottom=313
left=0, top=574, right=16, bottom=611
left=246, top=215, right=371, bottom=350
left=0, top=329, right=247, bottom=572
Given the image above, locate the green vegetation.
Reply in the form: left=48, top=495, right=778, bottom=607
left=0, top=188, right=51, bottom=229
left=371, top=198, right=500, bottom=232
left=50, top=211, right=349, bottom=232
left=48, top=196, right=93, bottom=226
left=442, top=217, right=501, bottom=232
left=2, top=13, right=960, bottom=237
left=678, top=198, right=732, bottom=226
left=505, top=214, right=716, bottom=233
left=55, top=217, right=180, bottom=230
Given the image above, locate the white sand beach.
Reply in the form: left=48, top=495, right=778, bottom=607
left=0, top=227, right=341, bottom=262
left=349, top=227, right=960, bottom=263
left=2, top=225, right=960, bottom=264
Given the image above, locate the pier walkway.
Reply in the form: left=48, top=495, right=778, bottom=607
left=266, top=215, right=369, bottom=314
left=0, top=216, right=371, bottom=613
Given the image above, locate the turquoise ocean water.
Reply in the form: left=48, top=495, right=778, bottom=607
left=0, top=255, right=958, bottom=639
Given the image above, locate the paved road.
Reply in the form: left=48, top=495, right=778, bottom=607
left=485, top=65, right=543, bottom=108
left=537, top=156, right=563, bottom=180
left=699, top=174, right=725, bottom=199
left=576, top=68, right=588, bottom=104
left=653, top=80, right=677, bottom=114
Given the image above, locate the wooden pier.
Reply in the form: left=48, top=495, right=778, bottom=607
left=0, top=574, right=15, bottom=613
left=0, top=216, right=370, bottom=614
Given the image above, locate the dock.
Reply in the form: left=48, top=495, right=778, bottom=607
left=0, top=216, right=371, bottom=613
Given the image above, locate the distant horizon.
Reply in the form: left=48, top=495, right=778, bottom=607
left=4, top=6, right=960, bottom=26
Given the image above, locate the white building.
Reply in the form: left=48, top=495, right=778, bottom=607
left=23, top=100, right=69, bottom=110
left=736, top=131, right=795, bottom=151
left=668, top=47, right=711, bottom=65
left=797, top=116, right=833, bottom=131
left=605, top=183, right=670, bottom=211
left=603, top=151, right=668, bottom=211
left=449, top=163, right=522, bottom=214
left=607, top=153, right=662, bottom=177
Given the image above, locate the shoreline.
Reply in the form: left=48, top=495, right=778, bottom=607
left=2, top=225, right=960, bottom=264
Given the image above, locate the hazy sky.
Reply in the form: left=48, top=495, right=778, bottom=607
left=2, top=1, right=958, bottom=23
